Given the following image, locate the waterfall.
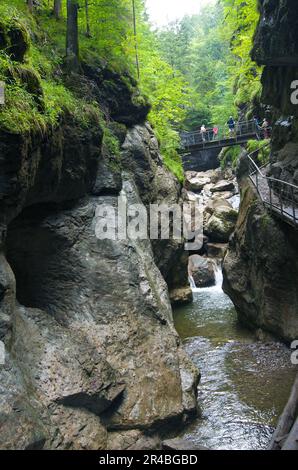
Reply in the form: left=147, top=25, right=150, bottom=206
left=213, top=262, right=223, bottom=291
left=189, top=275, right=197, bottom=289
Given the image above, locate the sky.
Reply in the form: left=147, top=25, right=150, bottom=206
left=145, top=0, right=215, bottom=27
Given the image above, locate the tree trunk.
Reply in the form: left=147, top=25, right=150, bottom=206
left=54, top=0, right=62, bottom=20
left=85, top=0, right=91, bottom=37
left=66, top=0, right=80, bottom=72
left=27, top=0, right=34, bottom=12
left=269, top=373, right=298, bottom=449
left=132, top=0, right=140, bottom=80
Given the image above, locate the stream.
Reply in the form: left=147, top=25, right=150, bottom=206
left=174, top=269, right=297, bottom=450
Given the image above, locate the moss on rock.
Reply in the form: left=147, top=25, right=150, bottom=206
left=0, top=16, right=29, bottom=62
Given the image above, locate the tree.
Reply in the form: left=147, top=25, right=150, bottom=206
left=54, top=0, right=62, bottom=20
left=84, top=0, right=91, bottom=37
left=27, top=0, right=33, bottom=13
left=66, top=0, right=80, bottom=72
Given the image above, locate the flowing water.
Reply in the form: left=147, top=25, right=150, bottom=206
left=174, top=269, right=297, bottom=450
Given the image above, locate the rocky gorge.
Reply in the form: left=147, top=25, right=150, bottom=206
left=0, top=17, right=199, bottom=448
left=223, top=0, right=298, bottom=344
left=0, top=0, right=298, bottom=453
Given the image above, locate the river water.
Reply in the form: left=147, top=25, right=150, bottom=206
left=174, top=270, right=297, bottom=450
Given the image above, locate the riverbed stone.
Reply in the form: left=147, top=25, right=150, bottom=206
left=188, top=255, right=215, bottom=288
left=205, top=203, right=238, bottom=243
left=185, top=175, right=211, bottom=192
left=210, top=180, right=235, bottom=193
left=169, top=287, right=193, bottom=306
left=162, top=438, right=209, bottom=450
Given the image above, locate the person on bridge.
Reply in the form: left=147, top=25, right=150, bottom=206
left=200, top=124, right=207, bottom=142
left=212, top=125, right=219, bottom=140
left=227, top=116, right=235, bottom=136
left=261, top=118, right=270, bottom=139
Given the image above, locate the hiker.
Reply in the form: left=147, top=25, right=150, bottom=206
left=253, top=116, right=261, bottom=129
left=200, top=124, right=207, bottom=142
left=262, top=118, right=270, bottom=139
left=227, top=116, right=235, bottom=136
left=213, top=125, right=219, bottom=140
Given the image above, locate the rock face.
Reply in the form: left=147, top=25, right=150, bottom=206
left=223, top=181, right=298, bottom=343
left=223, top=0, right=298, bottom=344
left=182, top=148, right=220, bottom=172
left=120, top=124, right=193, bottom=305
left=0, top=37, right=198, bottom=448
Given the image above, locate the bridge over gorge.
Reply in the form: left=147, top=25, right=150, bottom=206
left=247, top=146, right=298, bottom=228
left=180, top=120, right=269, bottom=153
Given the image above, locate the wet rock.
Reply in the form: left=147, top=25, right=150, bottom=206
left=207, top=243, right=228, bottom=259
left=189, top=255, right=215, bottom=288
left=5, top=176, right=198, bottom=439
left=210, top=180, right=235, bottom=193
left=169, top=287, right=193, bottom=307
left=162, top=438, right=209, bottom=450
left=252, top=0, right=298, bottom=68
left=205, top=203, right=238, bottom=243
left=185, top=173, right=211, bottom=192
left=127, top=435, right=161, bottom=450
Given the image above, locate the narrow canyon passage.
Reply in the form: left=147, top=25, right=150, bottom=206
left=174, top=273, right=297, bottom=450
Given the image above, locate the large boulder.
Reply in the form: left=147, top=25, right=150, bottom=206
left=204, top=200, right=238, bottom=243
left=188, top=255, right=215, bottom=288
left=2, top=175, right=199, bottom=448
left=185, top=172, right=211, bottom=192
left=169, top=287, right=193, bottom=306
left=121, top=124, right=192, bottom=300
left=210, top=180, right=236, bottom=193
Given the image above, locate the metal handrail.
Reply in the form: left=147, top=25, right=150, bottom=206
left=247, top=144, right=298, bottom=227
left=180, top=120, right=269, bottom=151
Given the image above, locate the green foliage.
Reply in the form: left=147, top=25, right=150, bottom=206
left=0, top=0, right=262, bottom=183
left=156, top=0, right=262, bottom=131
left=156, top=4, right=237, bottom=129
left=221, top=0, right=262, bottom=114
left=0, top=2, right=102, bottom=135
left=246, top=139, right=270, bottom=165
left=219, top=145, right=242, bottom=170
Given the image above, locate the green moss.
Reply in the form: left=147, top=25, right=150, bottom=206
left=260, top=212, right=271, bottom=230
left=163, top=150, right=184, bottom=183
left=220, top=145, right=242, bottom=170
left=246, top=139, right=270, bottom=165
left=0, top=14, right=30, bottom=62
left=0, top=4, right=103, bottom=135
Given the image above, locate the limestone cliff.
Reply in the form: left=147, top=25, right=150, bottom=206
left=0, top=21, right=197, bottom=450
left=223, top=0, right=298, bottom=343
